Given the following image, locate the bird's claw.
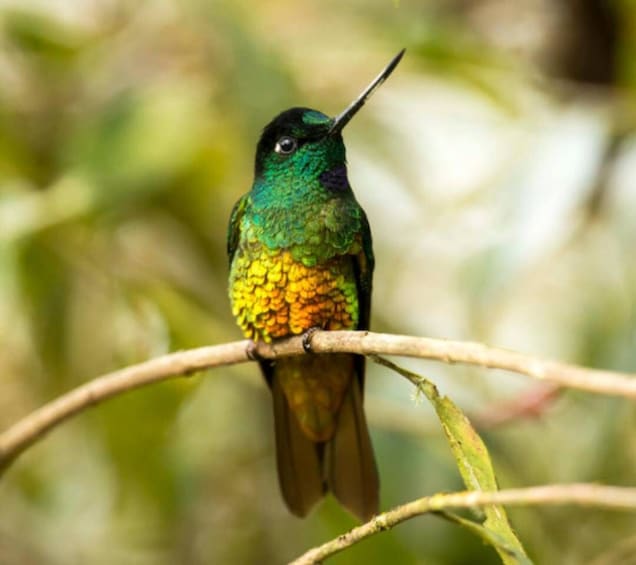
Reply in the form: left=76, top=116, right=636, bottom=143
left=302, top=327, right=321, bottom=353
left=246, top=341, right=264, bottom=361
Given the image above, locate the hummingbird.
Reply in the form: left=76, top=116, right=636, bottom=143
left=227, top=50, right=404, bottom=521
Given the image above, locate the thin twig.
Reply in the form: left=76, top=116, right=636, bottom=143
left=473, top=384, right=562, bottom=428
left=290, top=484, right=636, bottom=564
left=0, top=341, right=252, bottom=474
left=1, top=331, right=635, bottom=474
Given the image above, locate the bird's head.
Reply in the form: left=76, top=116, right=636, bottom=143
left=253, top=49, right=405, bottom=193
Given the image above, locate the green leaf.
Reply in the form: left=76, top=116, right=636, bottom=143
left=372, top=356, right=530, bottom=565
left=438, top=511, right=532, bottom=565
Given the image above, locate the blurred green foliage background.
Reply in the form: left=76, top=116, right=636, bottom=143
left=1, top=1, right=635, bottom=563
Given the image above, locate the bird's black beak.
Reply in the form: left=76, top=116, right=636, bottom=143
left=329, top=48, right=405, bottom=136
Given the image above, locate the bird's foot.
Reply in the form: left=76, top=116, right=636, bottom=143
left=302, top=327, right=322, bottom=353
left=246, top=340, right=264, bottom=361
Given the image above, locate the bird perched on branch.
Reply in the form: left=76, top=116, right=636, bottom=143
left=227, top=50, right=404, bottom=521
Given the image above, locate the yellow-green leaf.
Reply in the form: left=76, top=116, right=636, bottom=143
left=373, top=356, right=530, bottom=564
left=438, top=511, right=532, bottom=565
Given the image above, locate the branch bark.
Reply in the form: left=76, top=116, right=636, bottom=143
left=290, top=483, right=636, bottom=564
left=1, top=330, right=635, bottom=474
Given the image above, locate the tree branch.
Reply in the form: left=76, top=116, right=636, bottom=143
left=1, top=331, right=635, bottom=474
left=290, top=483, right=636, bottom=564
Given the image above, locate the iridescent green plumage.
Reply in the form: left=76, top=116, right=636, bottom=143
left=227, top=50, right=404, bottom=521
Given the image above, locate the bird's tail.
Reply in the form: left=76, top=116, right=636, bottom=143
left=270, top=356, right=379, bottom=521
left=325, top=374, right=379, bottom=521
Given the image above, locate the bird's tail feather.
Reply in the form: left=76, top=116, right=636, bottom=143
left=271, top=367, right=379, bottom=521
left=326, top=378, right=379, bottom=521
left=272, top=376, right=325, bottom=517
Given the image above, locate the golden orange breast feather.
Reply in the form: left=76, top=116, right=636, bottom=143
left=230, top=249, right=359, bottom=341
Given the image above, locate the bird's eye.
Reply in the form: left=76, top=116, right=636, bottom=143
left=274, top=136, right=297, bottom=155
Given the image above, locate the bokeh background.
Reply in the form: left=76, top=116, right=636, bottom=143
left=1, top=1, right=635, bottom=563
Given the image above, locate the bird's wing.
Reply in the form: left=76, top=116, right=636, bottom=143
left=354, top=208, right=374, bottom=332
left=226, top=193, right=249, bottom=264
left=351, top=209, right=374, bottom=392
